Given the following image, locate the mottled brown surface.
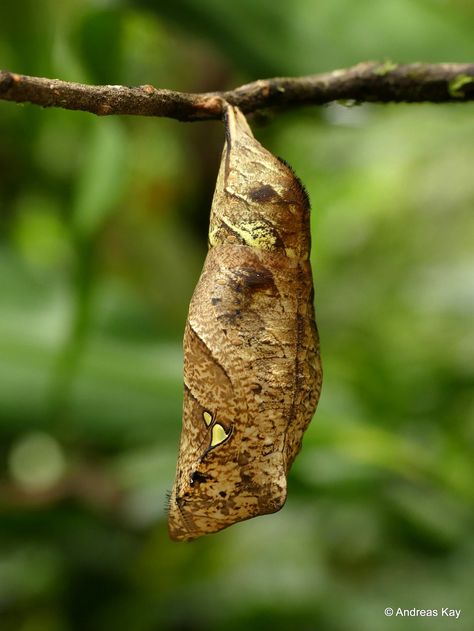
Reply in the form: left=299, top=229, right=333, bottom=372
left=168, top=106, right=322, bottom=541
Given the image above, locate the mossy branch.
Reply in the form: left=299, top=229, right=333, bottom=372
left=1, top=61, right=473, bottom=121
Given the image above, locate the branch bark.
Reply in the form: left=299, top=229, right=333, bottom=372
left=1, top=62, right=473, bottom=121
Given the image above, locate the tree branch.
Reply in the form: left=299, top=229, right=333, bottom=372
left=1, top=62, right=473, bottom=121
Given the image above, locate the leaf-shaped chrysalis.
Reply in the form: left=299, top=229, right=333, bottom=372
left=168, top=105, right=322, bottom=541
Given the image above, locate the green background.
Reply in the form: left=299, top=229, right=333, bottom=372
left=1, top=1, right=473, bottom=629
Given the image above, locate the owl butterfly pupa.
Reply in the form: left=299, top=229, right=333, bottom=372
left=168, top=104, right=322, bottom=541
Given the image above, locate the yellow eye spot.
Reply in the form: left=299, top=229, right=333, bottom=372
left=203, top=411, right=213, bottom=427
left=210, top=423, right=230, bottom=447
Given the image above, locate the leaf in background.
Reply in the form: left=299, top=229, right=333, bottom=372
left=73, top=7, right=124, bottom=84
left=136, top=0, right=474, bottom=78
left=12, top=194, right=72, bottom=270
left=72, top=118, right=128, bottom=240
left=0, top=0, right=55, bottom=75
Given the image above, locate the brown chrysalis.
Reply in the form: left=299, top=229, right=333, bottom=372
left=168, top=104, right=322, bottom=541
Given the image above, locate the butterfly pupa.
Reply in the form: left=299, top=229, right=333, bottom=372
left=168, top=104, right=322, bottom=541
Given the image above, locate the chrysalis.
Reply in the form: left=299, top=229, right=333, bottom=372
left=168, top=105, right=322, bottom=541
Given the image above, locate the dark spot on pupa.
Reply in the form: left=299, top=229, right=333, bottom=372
left=190, top=471, right=209, bottom=486
left=219, top=491, right=227, bottom=498
left=217, top=308, right=241, bottom=324
left=211, top=297, right=221, bottom=305
left=248, top=184, right=281, bottom=202
left=262, top=444, right=275, bottom=456
left=251, top=383, right=262, bottom=394
left=240, top=470, right=253, bottom=482
left=235, top=266, right=276, bottom=293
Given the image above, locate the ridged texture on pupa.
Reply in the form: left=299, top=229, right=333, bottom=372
left=168, top=105, right=322, bottom=541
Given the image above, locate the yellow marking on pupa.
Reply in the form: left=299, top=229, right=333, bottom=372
left=284, top=247, right=308, bottom=260
left=210, top=423, right=230, bottom=447
left=221, top=217, right=277, bottom=251
left=208, top=225, right=219, bottom=247
left=203, top=411, right=213, bottom=427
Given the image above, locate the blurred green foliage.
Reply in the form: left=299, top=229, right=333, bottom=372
left=1, top=1, right=474, bottom=630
